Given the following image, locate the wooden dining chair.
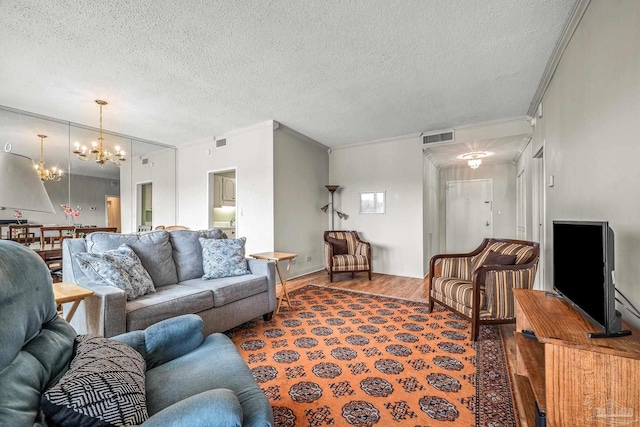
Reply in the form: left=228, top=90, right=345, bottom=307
left=40, top=226, right=75, bottom=250
left=164, top=225, right=190, bottom=231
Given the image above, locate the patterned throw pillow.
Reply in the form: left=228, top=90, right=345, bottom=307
left=41, top=335, right=148, bottom=426
left=74, top=244, right=155, bottom=300
left=200, top=236, right=250, bottom=279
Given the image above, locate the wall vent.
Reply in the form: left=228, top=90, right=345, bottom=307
left=216, top=138, right=227, bottom=148
left=422, top=130, right=454, bottom=145
left=141, top=157, right=149, bottom=165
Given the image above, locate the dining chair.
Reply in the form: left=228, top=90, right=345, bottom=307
left=164, top=225, right=190, bottom=231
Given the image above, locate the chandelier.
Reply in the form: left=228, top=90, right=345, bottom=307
left=35, top=134, right=62, bottom=181
left=457, top=151, right=493, bottom=170
left=72, top=100, right=126, bottom=166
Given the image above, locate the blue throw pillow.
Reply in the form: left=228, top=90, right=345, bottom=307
left=200, top=237, right=250, bottom=279
left=74, top=244, right=155, bottom=300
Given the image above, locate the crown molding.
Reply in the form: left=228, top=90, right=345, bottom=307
left=527, top=0, right=592, bottom=117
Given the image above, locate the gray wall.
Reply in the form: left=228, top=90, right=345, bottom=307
left=532, top=1, right=640, bottom=327
left=274, top=126, right=329, bottom=277
left=1, top=173, right=119, bottom=227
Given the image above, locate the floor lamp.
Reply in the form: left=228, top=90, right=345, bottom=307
left=321, top=185, right=346, bottom=231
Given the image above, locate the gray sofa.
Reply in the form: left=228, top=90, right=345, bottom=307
left=63, top=229, right=277, bottom=337
left=1, top=240, right=274, bottom=426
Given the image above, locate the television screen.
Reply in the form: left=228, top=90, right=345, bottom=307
left=553, top=221, right=609, bottom=328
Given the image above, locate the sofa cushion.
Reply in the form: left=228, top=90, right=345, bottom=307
left=74, top=244, right=155, bottom=300
left=126, top=285, right=214, bottom=331
left=200, top=237, right=250, bottom=279
left=145, top=333, right=274, bottom=425
left=41, top=334, right=148, bottom=426
left=170, top=229, right=226, bottom=282
left=85, top=231, right=178, bottom=287
left=181, top=275, right=268, bottom=307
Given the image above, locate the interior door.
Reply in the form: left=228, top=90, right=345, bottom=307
left=445, top=179, right=493, bottom=253
left=106, top=197, right=121, bottom=232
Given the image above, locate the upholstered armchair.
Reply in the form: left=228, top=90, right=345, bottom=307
left=324, top=230, right=372, bottom=282
left=0, top=240, right=273, bottom=427
left=428, top=238, right=539, bottom=341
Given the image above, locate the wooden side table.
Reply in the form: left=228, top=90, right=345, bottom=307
left=53, top=282, right=94, bottom=322
left=249, top=251, right=297, bottom=315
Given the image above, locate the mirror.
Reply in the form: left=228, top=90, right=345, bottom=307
left=0, top=105, right=176, bottom=236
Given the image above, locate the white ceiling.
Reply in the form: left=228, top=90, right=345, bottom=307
left=1, top=0, right=577, bottom=152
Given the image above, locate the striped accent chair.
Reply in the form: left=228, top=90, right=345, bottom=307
left=428, top=238, right=539, bottom=341
left=324, top=231, right=372, bottom=282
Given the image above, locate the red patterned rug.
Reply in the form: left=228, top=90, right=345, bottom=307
left=226, top=284, right=517, bottom=427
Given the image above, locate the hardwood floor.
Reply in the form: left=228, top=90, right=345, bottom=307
left=280, top=270, right=530, bottom=426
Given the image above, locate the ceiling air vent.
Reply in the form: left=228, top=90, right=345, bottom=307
left=422, top=130, right=454, bottom=145
left=216, top=138, right=227, bottom=148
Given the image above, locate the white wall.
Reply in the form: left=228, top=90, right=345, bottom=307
left=423, top=153, right=440, bottom=274
left=330, top=135, right=424, bottom=278
left=177, top=121, right=275, bottom=256
left=532, top=1, right=640, bottom=327
left=274, top=126, right=329, bottom=277
left=130, top=148, right=177, bottom=231
left=516, top=141, right=534, bottom=241
left=439, top=163, right=518, bottom=249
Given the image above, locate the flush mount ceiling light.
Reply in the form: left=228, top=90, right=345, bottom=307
left=457, top=151, right=493, bottom=169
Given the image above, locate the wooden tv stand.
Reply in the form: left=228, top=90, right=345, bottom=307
left=513, top=289, right=640, bottom=427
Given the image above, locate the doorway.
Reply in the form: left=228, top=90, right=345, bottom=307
left=136, top=182, right=153, bottom=229
left=516, top=170, right=526, bottom=239
left=106, top=196, right=121, bottom=232
left=445, top=179, right=493, bottom=253
left=208, top=169, right=237, bottom=237
left=532, top=148, right=545, bottom=290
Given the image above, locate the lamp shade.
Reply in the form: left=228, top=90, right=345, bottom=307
left=0, top=151, right=55, bottom=213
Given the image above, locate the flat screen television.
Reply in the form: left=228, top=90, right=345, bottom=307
left=552, top=220, right=630, bottom=338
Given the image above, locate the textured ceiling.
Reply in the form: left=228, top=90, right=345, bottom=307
left=0, top=0, right=577, bottom=149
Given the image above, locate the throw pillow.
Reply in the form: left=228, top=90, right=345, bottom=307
left=41, top=335, right=148, bottom=426
left=74, top=244, right=155, bottom=300
left=200, top=236, right=250, bottom=279
left=475, top=250, right=517, bottom=284
left=327, top=237, right=348, bottom=255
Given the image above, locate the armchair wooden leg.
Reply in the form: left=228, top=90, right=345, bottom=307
left=471, top=322, right=479, bottom=341
left=427, top=299, right=434, bottom=313
left=368, top=270, right=371, bottom=280
left=330, top=270, right=333, bottom=282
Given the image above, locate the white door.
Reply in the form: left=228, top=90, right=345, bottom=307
left=446, top=179, right=493, bottom=253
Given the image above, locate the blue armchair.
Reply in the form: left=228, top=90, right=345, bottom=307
left=0, top=240, right=273, bottom=426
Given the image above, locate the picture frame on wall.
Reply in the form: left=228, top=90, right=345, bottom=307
left=359, top=191, right=385, bottom=214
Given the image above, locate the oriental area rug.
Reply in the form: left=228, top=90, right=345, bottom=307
left=226, top=284, right=517, bottom=427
